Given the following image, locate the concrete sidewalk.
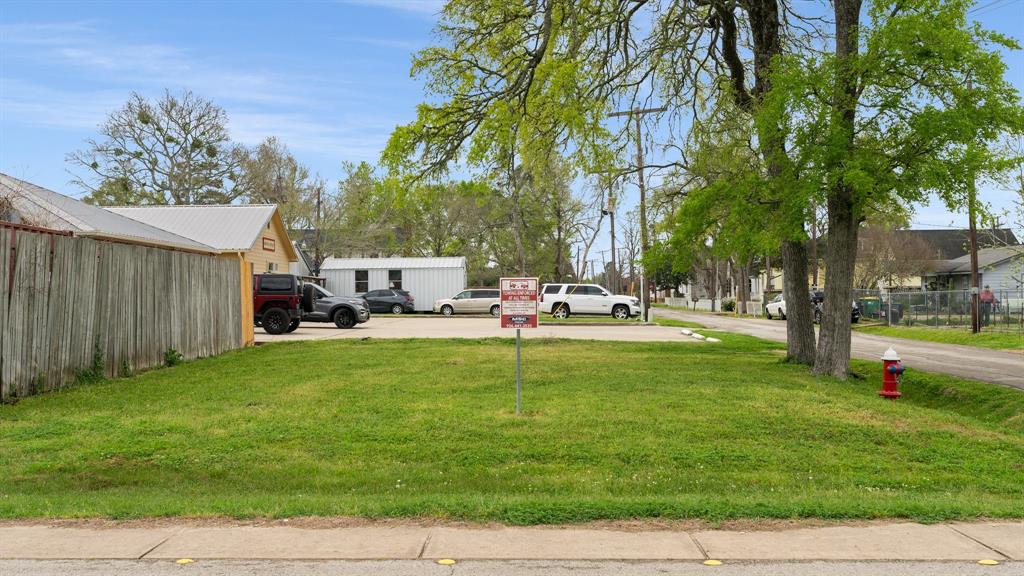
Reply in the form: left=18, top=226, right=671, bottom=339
left=1, top=522, right=1020, bottom=562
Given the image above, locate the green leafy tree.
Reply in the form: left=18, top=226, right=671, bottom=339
left=763, top=0, right=1024, bottom=376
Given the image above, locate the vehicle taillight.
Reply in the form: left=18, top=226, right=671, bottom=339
left=540, top=291, right=545, bottom=302
left=406, top=294, right=413, bottom=302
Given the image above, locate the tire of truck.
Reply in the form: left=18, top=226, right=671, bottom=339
left=286, top=319, right=300, bottom=333
left=334, top=307, right=355, bottom=329
left=262, top=308, right=290, bottom=335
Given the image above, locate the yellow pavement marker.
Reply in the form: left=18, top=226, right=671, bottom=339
left=703, top=559, right=723, bottom=566
left=437, top=558, right=457, bottom=565
left=175, top=558, right=195, bottom=565
left=978, top=559, right=1000, bottom=566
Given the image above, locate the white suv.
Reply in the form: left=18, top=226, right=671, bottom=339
left=539, top=283, right=641, bottom=319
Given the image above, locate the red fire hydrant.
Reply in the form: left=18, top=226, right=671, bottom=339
left=879, top=347, right=904, bottom=400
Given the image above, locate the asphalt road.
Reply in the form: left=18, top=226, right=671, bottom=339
left=657, top=308, right=1024, bottom=389
left=2, top=560, right=1019, bottom=576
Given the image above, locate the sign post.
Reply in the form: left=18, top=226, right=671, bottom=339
left=500, top=277, right=538, bottom=416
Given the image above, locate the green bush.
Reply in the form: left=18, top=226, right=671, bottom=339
left=164, top=348, right=184, bottom=367
left=722, top=298, right=736, bottom=312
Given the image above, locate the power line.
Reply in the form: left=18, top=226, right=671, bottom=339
left=968, top=0, right=1018, bottom=16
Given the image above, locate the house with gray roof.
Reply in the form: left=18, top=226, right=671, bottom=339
left=0, top=173, right=217, bottom=254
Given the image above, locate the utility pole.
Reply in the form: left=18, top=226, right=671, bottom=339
left=967, top=78, right=981, bottom=334
left=314, top=184, right=323, bottom=276
left=609, top=106, right=666, bottom=321
left=602, top=192, right=618, bottom=293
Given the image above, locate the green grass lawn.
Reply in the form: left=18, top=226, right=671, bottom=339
left=653, top=317, right=705, bottom=329
left=2, top=336, right=1023, bottom=523
left=854, top=325, right=1023, bottom=350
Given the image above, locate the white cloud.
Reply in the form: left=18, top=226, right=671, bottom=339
left=0, top=21, right=370, bottom=153
left=340, top=35, right=422, bottom=51
left=337, top=0, right=444, bottom=16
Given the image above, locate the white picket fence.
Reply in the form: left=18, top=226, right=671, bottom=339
left=0, top=226, right=243, bottom=401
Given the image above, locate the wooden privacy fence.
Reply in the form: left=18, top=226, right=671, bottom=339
left=1, top=226, right=243, bottom=401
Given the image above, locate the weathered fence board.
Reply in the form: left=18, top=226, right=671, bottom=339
left=1, top=227, right=243, bottom=401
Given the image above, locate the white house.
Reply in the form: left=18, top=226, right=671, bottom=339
left=320, top=257, right=467, bottom=312
left=924, top=246, right=1023, bottom=291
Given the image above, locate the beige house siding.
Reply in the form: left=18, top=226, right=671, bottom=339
left=244, top=215, right=293, bottom=273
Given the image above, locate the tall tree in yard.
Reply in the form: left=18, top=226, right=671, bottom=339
left=382, top=0, right=820, bottom=363
left=764, top=0, right=1024, bottom=376
left=69, top=90, right=248, bottom=205
left=237, top=137, right=317, bottom=230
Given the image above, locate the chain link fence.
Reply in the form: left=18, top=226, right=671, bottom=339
left=852, top=288, right=1024, bottom=332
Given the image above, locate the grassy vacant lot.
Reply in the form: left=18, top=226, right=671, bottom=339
left=2, top=335, right=1022, bottom=523
left=855, top=324, right=1023, bottom=350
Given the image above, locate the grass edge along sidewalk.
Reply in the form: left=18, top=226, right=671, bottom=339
left=853, top=324, right=1023, bottom=351
left=1, top=335, right=1023, bottom=524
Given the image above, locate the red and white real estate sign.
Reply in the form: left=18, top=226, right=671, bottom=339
left=500, top=277, right=538, bottom=329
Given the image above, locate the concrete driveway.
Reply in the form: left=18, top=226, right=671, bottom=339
left=255, top=316, right=697, bottom=344
left=656, top=308, right=1024, bottom=389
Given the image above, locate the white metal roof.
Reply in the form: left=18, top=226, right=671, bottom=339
left=105, top=204, right=278, bottom=251
left=320, top=257, right=466, bottom=270
left=0, top=173, right=217, bottom=253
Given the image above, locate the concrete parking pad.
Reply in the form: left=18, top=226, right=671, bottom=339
left=952, top=522, right=1024, bottom=560
left=255, top=317, right=697, bottom=344
left=422, top=527, right=704, bottom=559
left=0, top=526, right=180, bottom=559
left=145, top=527, right=428, bottom=559
left=693, top=523, right=1002, bottom=560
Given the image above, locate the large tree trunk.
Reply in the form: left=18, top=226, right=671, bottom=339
left=814, top=192, right=857, bottom=376
left=814, top=0, right=862, bottom=377
left=781, top=239, right=816, bottom=364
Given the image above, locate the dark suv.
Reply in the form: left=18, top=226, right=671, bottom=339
left=253, top=274, right=370, bottom=334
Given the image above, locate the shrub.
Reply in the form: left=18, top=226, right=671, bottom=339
left=722, top=298, right=736, bottom=312
left=164, top=348, right=184, bottom=367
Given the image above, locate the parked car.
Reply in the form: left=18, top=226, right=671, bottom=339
left=363, top=289, right=415, bottom=314
left=812, top=291, right=860, bottom=324
left=300, top=282, right=371, bottom=328
left=253, top=274, right=370, bottom=334
left=539, top=283, right=641, bottom=319
left=764, top=291, right=858, bottom=323
left=253, top=274, right=303, bottom=335
left=765, top=293, right=787, bottom=319
left=434, top=289, right=501, bottom=316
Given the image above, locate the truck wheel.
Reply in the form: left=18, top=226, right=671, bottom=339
left=612, top=305, right=629, bottom=320
left=551, top=304, right=570, bottom=319
left=262, top=308, right=290, bottom=335
left=334, top=308, right=355, bottom=329
left=286, top=319, right=300, bottom=333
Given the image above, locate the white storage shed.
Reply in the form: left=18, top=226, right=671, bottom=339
left=320, top=257, right=467, bottom=312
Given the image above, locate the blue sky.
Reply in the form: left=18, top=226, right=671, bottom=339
left=1, top=0, right=1022, bottom=243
